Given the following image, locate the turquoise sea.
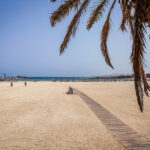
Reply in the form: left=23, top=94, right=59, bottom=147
left=17, top=77, right=134, bottom=82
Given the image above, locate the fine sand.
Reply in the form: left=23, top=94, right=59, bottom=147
left=0, top=81, right=150, bottom=150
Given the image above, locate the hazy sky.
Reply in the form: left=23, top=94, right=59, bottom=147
left=0, top=0, right=150, bottom=77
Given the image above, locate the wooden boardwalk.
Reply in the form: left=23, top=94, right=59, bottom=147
left=74, top=89, right=150, bottom=150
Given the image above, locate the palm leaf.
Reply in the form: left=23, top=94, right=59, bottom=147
left=131, top=0, right=148, bottom=112
left=51, top=0, right=56, bottom=2
left=60, top=0, right=90, bottom=54
left=87, top=0, right=109, bottom=30
left=50, top=0, right=150, bottom=112
left=101, top=0, right=116, bottom=69
left=50, top=0, right=81, bottom=27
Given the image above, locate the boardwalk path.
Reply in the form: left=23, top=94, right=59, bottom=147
left=74, top=89, right=150, bottom=150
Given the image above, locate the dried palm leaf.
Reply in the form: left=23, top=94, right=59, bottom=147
left=51, top=0, right=81, bottom=26
left=50, top=0, right=150, bottom=112
left=101, top=0, right=116, bottom=69
left=87, top=0, right=109, bottom=30
left=60, top=0, right=90, bottom=54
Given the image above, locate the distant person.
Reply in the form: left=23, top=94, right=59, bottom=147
left=24, top=81, right=27, bottom=87
left=66, top=87, right=73, bottom=94
left=10, top=81, right=13, bottom=87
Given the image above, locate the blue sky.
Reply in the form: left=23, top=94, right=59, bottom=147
left=0, top=0, right=150, bottom=77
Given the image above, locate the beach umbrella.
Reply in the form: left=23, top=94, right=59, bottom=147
left=50, top=0, right=150, bottom=112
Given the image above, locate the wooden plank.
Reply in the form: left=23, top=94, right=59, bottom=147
left=74, top=89, right=150, bottom=150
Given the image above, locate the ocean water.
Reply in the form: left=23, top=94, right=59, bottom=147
left=17, top=77, right=134, bottom=82
left=18, top=77, right=91, bottom=82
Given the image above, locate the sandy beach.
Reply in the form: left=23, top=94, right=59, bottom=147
left=0, top=81, right=150, bottom=150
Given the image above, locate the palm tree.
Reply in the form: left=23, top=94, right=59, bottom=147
left=50, top=0, right=150, bottom=112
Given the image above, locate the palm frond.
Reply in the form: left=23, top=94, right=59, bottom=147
left=131, top=0, right=149, bottom=112
left=50, top=0, right=150, bottom=112
left=87, top=0, right=109, bottom=30
left=148, top=6, right=150, bottom=27
left=101, top=0, right=116, bottom=69
left=60, top=0, right=90, bottom=54
left=50, top=0, right=81, bottom=27
left=51, top=0, right=56, bottom=2
left=120, top=2, right=130, bottom=31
